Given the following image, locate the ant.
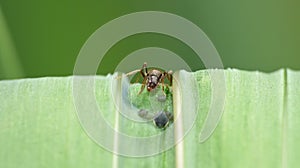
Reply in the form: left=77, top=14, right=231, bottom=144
left=122, top=62, right=173, bottom=94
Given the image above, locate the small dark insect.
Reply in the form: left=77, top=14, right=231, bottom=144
left=156, top=94, right=167, bottom=102
left=153, top=111, right=174, bottom=129
left=138, top=109, right=152, bottom=120
left=138, top=110, right=174, bottom=129
left=123, top=62, right=173, bottom=94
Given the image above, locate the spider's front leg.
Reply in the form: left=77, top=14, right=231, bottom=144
left=138, top=78, right=147, bottom=94
left=166, top=70, right=173, bottom=86
left=160, top=75, right=166, bottom=94
left=162, top=70, right=173, bottom=91
left=138, top=63, right=148, bottom=94
left=141, top=62, right=148, bottom=76
left=155, top=71, right=172, bottom=97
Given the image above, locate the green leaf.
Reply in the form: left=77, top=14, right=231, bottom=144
left=286, top=70, right=300, bottom=167
left=0, top=69, right=299, bottom=168
left=182, top=69, right=285, bottom=168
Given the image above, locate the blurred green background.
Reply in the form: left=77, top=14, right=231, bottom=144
left=0, top=0, right=299, bottom=80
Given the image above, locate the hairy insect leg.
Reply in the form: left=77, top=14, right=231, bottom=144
left=140, top=62, right=148, bottom=77
left=115, top=69, right=140, bottom=80
left=167, top=70, right=173, bottom=86
left=134, top=73, right=141, bottom=83
left=123, top=62, right=148, bottom=82
left=137, top=62, right=149, bottom=94
left=125, top=69, right=140, bottom=77
left=143, top=62, right=148, bottom=73
left=160, top=71, right=173, bottom=94
left=138, top=77, right=147, bottom=94
left=160, top=75, right=167, bottom=96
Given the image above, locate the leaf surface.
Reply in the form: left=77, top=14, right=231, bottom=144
left=0, top=69, right=299, bottom=168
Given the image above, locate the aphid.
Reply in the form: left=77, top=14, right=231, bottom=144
left=156, top=94, right=167, bottom=102
left=123, top=62, right=173, bottom=94
left=138, top=109, right=173, bottom=129
left=153, top=111, right=173, bottom=129
left=138, top=109, right=152, bottom=120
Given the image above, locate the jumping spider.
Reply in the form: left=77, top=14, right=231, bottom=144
left=124, top=62, right=173, bottom=94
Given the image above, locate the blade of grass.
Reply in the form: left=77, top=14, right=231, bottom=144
left=0, top=74, right=176, bottom=168
left=286, top=69, right=300, bottom=168
left=0, top=77, right=113, bottom=168
left=0, top=6, right=24, bottom=79
left=182, top=69, right=285, bottom=168
left=0, top=69, right=299, bottom=167
left=114, top=75, right=175, bottom=167
left=173, top=71, right=184, bottom=168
